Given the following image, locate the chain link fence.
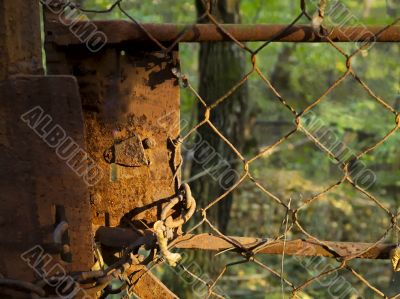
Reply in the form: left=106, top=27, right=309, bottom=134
left=45, top=0, right=400, bottom=298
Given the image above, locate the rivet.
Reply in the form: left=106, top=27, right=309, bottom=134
left=143, top=138, right=156, bottom=149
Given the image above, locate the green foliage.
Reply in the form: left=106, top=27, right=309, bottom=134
left=75, top=0, right=400, bottom=297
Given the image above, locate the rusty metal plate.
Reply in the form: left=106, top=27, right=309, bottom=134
left=172, top=234, right=396, bottom=259
left=104, top=134, right=149, bottom=167
left=85, top=48, right=180, bottom=229
left=44, top=43, right=181, bottom=231
left=0, top=1, right=43, bottom=80
left=129, top=268, right=179, bottom=299
left=0, top=76, right=93, bottom=285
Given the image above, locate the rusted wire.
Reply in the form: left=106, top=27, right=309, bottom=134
left=49, top=0, right=400, bottom=297
left=0, top=278, right=46, bottom=297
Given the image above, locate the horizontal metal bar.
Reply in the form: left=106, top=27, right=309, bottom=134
left=49, top=21, right=400, bottom=46
left=173, top=234, right=395, bottom=259
left=95, top=227, right=395, bottom=259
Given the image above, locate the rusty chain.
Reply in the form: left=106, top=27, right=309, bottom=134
left=0, top=183, right=196, bottom=298
left=30, top=0, right=400, bottom=298
left=154, top=183, right=197, bottom=266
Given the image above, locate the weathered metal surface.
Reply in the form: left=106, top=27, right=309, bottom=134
left=44, top=13, right=181, bottom=233
left=95, top=226, right=155, bottom=248
left=172, top=234, right=396, bottom=259
left=42, top=9, right=182, bottom=298
left=0, top=0, right=43, bottom=80
left=48, top=21, right=400, bottom=46
left=0, top=3, right=92, bottom=297
left=0, top=76, right=93, bottom=292
left=93, top=229, right=396, bottom=259
left=95, top=229, right=178, bottom=298
left=81, top=48, right=179, bottom=230
left=104, top=134, right=149, bottom=167
left=129, top=267, right=179, bottom=299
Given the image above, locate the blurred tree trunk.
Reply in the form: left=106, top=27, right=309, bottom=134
left=362, top=0, right=374, bottom=17
left=190, top=0, right=249, bottom=234
left=386, top=0, right=400, bottom=17
left=269, top=44, right=295, bottom=168
left=175, top=2, right=249, bottom=296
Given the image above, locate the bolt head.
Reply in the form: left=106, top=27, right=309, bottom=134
left=143, top=138, right=156, bottom=149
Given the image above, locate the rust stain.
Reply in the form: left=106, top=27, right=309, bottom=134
left=104, top=134, right=149, bottom=167
left=47, top=47, right=181, bottom=230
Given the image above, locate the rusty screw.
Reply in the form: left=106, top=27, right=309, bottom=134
left=143, top=138, right=156, bottom=149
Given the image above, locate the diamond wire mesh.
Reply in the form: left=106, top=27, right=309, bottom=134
left=76, top=0, right=400, bottom=298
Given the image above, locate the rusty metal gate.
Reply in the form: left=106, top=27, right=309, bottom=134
left=1, top=0, right=400, bottom=298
